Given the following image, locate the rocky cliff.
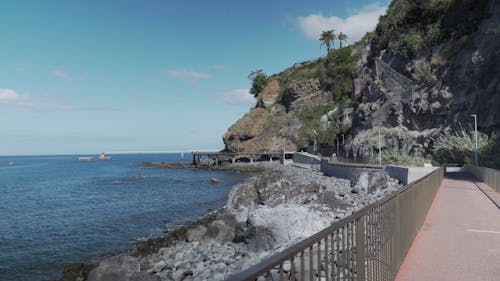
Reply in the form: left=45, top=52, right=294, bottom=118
left=223, top=0, right=500, bottom=160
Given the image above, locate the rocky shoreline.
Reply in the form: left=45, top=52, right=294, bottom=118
left=59, top=162, right=402, bottom=281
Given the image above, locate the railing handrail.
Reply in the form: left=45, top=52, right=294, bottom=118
left=467, top=165, right=500, bottom=193
left=227, top=166, right=444, bottom=281
left=470, top=165, right=500, bottom=173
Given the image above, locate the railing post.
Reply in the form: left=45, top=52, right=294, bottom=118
left=395, top=193, right=402, bottom=270
left=356, top=215, right=365, bottom=281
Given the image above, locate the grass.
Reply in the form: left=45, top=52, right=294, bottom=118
left=381, top=148, right=427, bottom=166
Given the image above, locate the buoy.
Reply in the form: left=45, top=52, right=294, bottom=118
left=209, top=177, right=219, bottom=184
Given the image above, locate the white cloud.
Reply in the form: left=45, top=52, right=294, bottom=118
left=298, top=3, right=387, bottom=44
left=51, top=70, right=70, bottom=79
left=0, top=88, right=117, bottom=112
left=209, top=65, right=229, bottom=71
left=0, top=88, right=27, bottom=103
left=50, top=70, right=83, bottom=80
left=213, top=89, right=256, bottom=106
left=165, top=69, right=212, bottom=80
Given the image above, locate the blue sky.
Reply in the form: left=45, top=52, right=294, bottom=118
left=0, top=0, right=389, bottom=155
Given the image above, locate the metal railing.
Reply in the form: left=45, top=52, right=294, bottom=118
left=227, top=167, right=444, bottom=281
left=467, top=166, right=500, bottom=193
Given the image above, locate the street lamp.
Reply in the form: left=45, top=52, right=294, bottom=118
left=378, top=128, right=382, bottom=166
left=471, top=114, right=478, bottom=166
left=341, top=134, right=345, bottom=158
left=337, top=138, right=340, bottom=158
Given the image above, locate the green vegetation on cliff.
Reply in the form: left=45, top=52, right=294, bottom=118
left=433, top=129, right=500, bottom=168
left=248, top=70, right=269, bottom=97
left=297, top=103, right=340, bottom=146
left=320, top=47, right=360, bottom=102
left=371, top=0, right=491, bottom=59
left=230, top=0, right=499, bottom=161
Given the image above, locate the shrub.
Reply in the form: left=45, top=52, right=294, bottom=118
left=432, top=129, right=495, bottom=166
left=271, top=59, right=324, bottom=89
left=320, top=47, right=359, bottom=101
left=248, top=70, right=268, bottom=97
left=391, top=29, right=425, bottom=59
left=411, top=60, right=438, bottom=87
left=369, top=0, right=489, bottom=61
left=382, top=148, right=426, bottom=166
left=297, top=103, right=340, bottom=146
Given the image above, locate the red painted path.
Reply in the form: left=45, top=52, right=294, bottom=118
left=395, top=171, right=500, bottom=281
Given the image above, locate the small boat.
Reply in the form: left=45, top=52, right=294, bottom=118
left=78, top=157, right=94, bottom=162
left=8, top=161, right=15, bottom=166
left=98, top=152, right=112, bottom=161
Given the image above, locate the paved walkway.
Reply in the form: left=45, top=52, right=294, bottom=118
left=395, top=171, right=500, bottom=281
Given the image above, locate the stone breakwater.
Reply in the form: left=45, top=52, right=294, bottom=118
left=61, top=163, right=402, bottom=281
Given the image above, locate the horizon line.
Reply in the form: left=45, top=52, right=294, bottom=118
left=0, top=148, right=224, bottom=157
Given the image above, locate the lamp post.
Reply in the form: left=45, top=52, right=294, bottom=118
left=471, top=114, right=478, bottom=166
left=341, top=134, right=345, bottom=158
left=378, top=128, right=382, bottom=166
left=337, top=138, right=340, bottom=159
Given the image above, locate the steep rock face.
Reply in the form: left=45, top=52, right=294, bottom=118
left=281, top=79, right=324, bottom=112
left=223, top=77, right=331, bottom=153
left=348, top=0, right=500, bottom=158
left=223, top=0, right=500, bottom=157
left=257, top=80, right=281, bottom=108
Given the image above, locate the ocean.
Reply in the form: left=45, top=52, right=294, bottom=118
left=0, top=153, right=247, bottom=281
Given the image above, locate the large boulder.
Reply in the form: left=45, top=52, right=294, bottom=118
left=351, top=170, right=390, bottom=195
left=185, top=225, right=207, bottom=242
left=59, top=263, right=94, bottom=281
left=205, top=220, right=235, bottom=244
left=87, top=255, right=140, bottom=281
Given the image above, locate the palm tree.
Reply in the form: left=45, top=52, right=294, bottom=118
left=319, top=30, right=336, bottom=52
left=338, top=32, right=348, bottom=48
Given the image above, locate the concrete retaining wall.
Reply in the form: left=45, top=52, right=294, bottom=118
left=320, top=161, right=438, bottom=185
left=320, top=160, right=382, bottom=180
left=385, top=165, right=439, bottom=185
left=293, top=152, right=322, bottom=165
left=467, top=166, right=500, bottom=192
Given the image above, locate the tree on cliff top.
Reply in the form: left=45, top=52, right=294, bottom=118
left=319, top=30, right=336, bottom=52
left=338, top=32, right=348, bottom=48
left=248, top=70, right=268, bottom=97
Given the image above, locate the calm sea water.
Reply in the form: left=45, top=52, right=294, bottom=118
left=0, top=153, right=247, bottom=281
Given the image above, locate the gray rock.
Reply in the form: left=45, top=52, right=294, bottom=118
left=173, top=269, right=193, bottom=281
left=87, top=255, right=140, bottom=281
left=352, top=171, right=389, bottom=195
left=186, top=225, right=207, bottom=242
left=206, top=220, right=235, bottom=244
left=152, top=260, right=167, bottom=273
left=247, top=227, right=276, bottom=252
left=130, top=271, right=161, bottom=281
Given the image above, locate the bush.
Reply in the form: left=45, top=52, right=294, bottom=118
left=432, top=129, right=497, bottom=167
left=272, top=59, right=324, bottom=88
left=411, top=60, right=438, bottom=87
left=369, top=0, right=490, bottom=61
left=391, top=29, right=425, bottom=59
left=320, top=47, right=359, bottom=101
left=248, top=70, right=268, bottom=97
left=382, top=148, right=426, bottom=166
left=297, top=103, right=340, bottom=146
